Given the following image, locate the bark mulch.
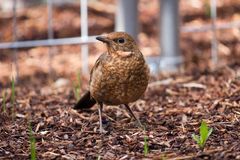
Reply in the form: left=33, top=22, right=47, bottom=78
left=0, top=63, right=240, bottom=159
left=1, top=0, right=240, bottom=159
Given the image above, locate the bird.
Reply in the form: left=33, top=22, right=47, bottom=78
left=74, top=32, right=149, bottom=133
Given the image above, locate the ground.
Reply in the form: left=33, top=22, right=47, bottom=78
left=0, top=0, right=240, bottom=159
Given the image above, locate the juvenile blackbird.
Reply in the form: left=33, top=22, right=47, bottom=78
left=74, top=32, right=149, bottom=133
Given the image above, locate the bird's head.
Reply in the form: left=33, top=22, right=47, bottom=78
left=96, top=32, right=139, bottom=57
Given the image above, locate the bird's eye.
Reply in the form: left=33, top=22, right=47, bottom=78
left=117, top=38, right=125, bottom=44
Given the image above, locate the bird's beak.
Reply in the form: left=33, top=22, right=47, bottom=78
left=96, top=36, right=111, bottom=44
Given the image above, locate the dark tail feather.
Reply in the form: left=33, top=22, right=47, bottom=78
left=74, top=91, right=96, bottom=109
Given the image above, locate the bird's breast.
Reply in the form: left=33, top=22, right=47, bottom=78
left=90, top=55, right=149, bottom=105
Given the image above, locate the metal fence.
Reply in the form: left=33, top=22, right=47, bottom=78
left=0, top=0, right=240, bottom=79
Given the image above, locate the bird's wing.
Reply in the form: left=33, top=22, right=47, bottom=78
left=90, top=53, right=108, bottom=84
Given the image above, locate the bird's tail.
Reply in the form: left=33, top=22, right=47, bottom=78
left=74, top=91, right=96, bottom=109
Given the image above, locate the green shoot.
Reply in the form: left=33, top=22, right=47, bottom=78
left=192, top=120, right=213, bottom=150
left=142, top=126, right=149, bottom=156
left=144, top=135, right=149, bottom=156
left=2, top=91, right=6, bottom=113
left=11, top=78, right=16, bottom=117
left=29, top=123, right=36, bottom=160
left=73, top=72, right=81, bottom=101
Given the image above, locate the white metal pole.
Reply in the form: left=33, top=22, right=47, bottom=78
left=12, top=0, right=19, bottom=82
left=115, top=0, right=138, bottom=40
left=159, top=0, right=182, bottom=72
left=0, top=36, right=96, bottom=49
left=210, top=0, right=218, bottom=64
left=47, top=0, right=54, bottom=76
left=80, top=0, right=89, bottom=75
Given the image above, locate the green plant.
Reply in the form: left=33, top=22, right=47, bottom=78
left=11, top=79, right=16, bottom=117
left=73, top=72, right=81, bottom=101
left=29, top=123, right=36, bottom=160
left=144, top=135, right=149, bottom=156
left=2, top=91, right=6, bottom=113
left=192, top=120, right=213, bottom=150
left=141, top=126, right=149, bottom=156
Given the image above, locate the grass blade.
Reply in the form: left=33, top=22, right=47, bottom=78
left=73, top=72, right=81, bottom=101
left=11, top=79, right=16, bottom=118
left=200, top=121, right=208, bottom=143
left=192, top=134, right=199, bottom=143
left=144, top=135, right=149, bottom=156
left=29, top=123, right=36, bottom=160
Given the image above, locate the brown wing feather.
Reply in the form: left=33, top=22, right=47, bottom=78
left=73, top=53, right=109, bottom=110
left=90, top=53, right=108, bottom=84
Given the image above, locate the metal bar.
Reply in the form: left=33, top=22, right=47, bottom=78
left=80, top=0, right=89, bottom=75
left=210, top=0, right=218, bottom=64
left=0, top=21, right=240, bottom=49
left=0, top=19, right=239, bottom=50
left=159, top=0, right=181, bottom=72
left=81, top=0, right=88, bottom=38
left=181, top=20, right=240, bottom=33
left=47, top=0, right=54, bottom=76
left=0, top=36, right=97, bottom=49
left=115, top=0, right=138, bottom=40
left=47, top=0, right=54, bottom=39
left=0, top=19, right=238, bottom=50
left=12, top=0, right=19, bottom=81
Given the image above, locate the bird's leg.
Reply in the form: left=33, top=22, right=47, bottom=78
left=98, top=102, right=104, bottom=133
left=123, top=104, right=144, bottom=128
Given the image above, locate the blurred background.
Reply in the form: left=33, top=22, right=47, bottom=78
left=0, top=0, right=240, bottom=87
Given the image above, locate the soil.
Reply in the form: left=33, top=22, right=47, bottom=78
left=0, top=0, right=240, bottom=159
